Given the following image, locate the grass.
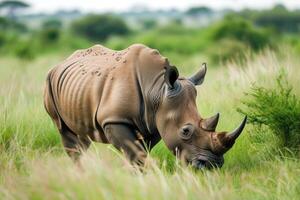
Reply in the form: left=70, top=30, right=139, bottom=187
left=0, top=48, right=300, bottom=199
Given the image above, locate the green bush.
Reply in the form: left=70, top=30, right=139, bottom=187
left=238, top=72, right=300, bottom=151
left=212, top=16, right=270, bottom=51
left=40, top=28, right=60, bottom=43
left=14, top=40, right=35, bottom=60
left=71, top=14, right=129, bottom=41
left=0, top=32, right=6, bottom=47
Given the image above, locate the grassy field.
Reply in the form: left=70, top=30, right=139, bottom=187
left=0, top=48, right=300, bottom=200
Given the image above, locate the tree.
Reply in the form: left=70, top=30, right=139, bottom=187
left=0, top=0, right=30, bottom=19
left=185, top=6, right=212, bottom=16
left=71, top=14, right=129, bottom=41
left=272, top=4, right=287, bottom=12
left=255, top=5, right=300, bottom=33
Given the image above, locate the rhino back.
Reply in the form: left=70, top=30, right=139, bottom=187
left=47, top=44, right=168, bottom=140
left=48, top=45, right=143, bottom=137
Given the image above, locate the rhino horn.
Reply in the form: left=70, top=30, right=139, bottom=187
left=189, top=63, right=207, bottom=85
left=201, top=113, right=219, bottom=131
left=221, top=116, right=247, bottom=147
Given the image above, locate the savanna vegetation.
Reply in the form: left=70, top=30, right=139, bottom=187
left=1, top=2, right=300, bottom=199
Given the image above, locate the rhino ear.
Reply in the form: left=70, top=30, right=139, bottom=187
left=164, top=66, right=179, bottom=89
left=189, top=63, right=207, bottom=86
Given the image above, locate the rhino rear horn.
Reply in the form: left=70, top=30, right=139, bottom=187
left=164, top=66, right=179, bottom=89
left=201, top=113, right=219, bottom=131
left=189, top=63, right=207, bottom=85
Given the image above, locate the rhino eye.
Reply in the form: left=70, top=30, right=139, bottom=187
left=179, top=124, right=194, bottom=140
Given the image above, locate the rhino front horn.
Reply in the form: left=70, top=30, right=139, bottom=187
left=189, top=63, right=207, bottom=86
left=223, top=116, right=247, bottom=147
left=201, top=113, right=219, bottom=131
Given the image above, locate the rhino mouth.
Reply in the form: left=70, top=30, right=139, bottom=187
left=190, top=153, right=224, bottom=170
left=191, top=159, right=207, bottom=169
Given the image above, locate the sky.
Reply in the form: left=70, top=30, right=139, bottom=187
left=25, top=0, right=300, bottom=13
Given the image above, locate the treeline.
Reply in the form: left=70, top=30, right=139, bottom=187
left=1, top=3, right=300, bottom=64
left=0, top=13, right=132, bottom=59
left=236, top=4, right=300, bottom=33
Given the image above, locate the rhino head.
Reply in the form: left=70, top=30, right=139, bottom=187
left=155, top=63, right=247, bottom=169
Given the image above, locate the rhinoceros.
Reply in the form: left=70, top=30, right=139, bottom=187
left=44, top=44, right=246, bottom=169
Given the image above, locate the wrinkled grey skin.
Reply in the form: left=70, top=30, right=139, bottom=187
left=44, top=44, right=246, bottom=170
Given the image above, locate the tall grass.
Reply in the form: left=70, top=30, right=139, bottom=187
left=0, top=48, right=300, bottom=199
left=1, top=150, right=300, bottom=200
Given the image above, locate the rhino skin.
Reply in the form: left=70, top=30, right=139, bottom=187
left=44, top=44, right=247, bottom=169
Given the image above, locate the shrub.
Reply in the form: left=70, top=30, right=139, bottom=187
left=0, top=32, right=6, bottom=47
left=212, top=16, right=270, bottom=51
left=40, top=28, right=60, bottom=43
left=238, top=71, right=300, bottom=152
left=14, top=40, right=35, bottom=60
left=71, top=14, right=129, bottom=41
left=38, top=19, right=62, bottom=43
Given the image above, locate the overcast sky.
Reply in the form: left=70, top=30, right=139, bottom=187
left=26, top=0, right=300, bottom=13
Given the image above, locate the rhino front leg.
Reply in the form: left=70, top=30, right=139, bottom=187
left=104, top=124, right=147, bottom=166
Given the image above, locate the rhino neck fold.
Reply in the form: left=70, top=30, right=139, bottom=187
left=135, top=68, right=165, bottom=137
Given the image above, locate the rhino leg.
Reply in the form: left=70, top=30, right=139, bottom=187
left=104, top=124, right=147, bottom=166
left=59, top=126, right=91, bottom=162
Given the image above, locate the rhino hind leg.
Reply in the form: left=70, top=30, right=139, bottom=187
left=60, top=126, right=91, bottom=162
left=104, top=124, right=147, bottom=167
left=44, top=77, right=90, bottom=163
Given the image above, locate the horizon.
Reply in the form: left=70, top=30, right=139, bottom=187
left=23, top=0, right=300, bottom=14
